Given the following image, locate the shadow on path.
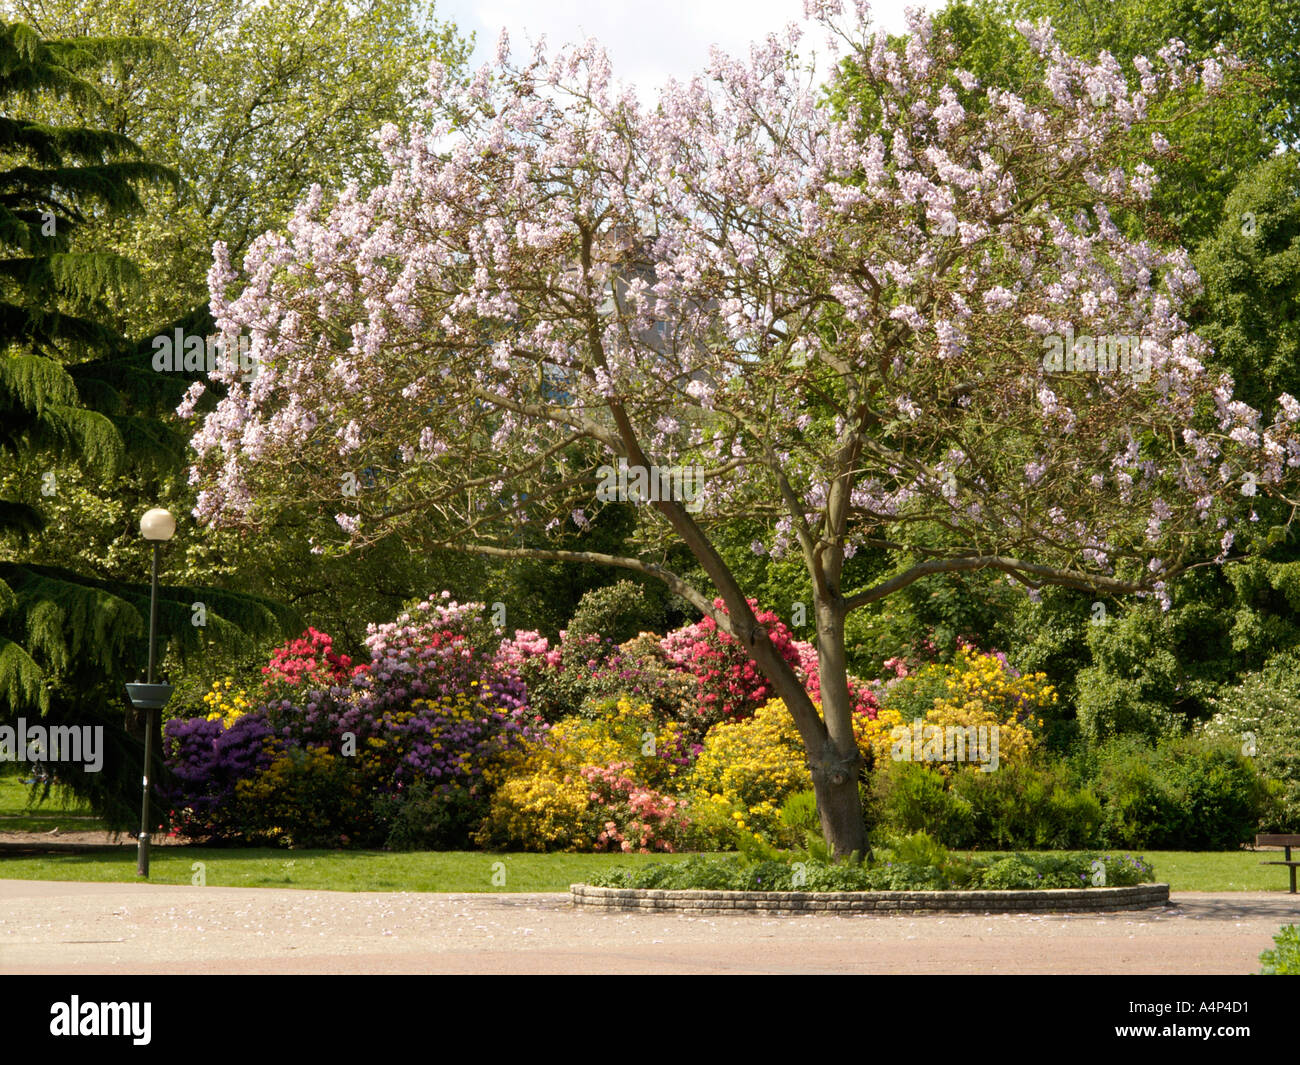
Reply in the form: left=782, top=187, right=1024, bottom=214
left=1165, top=892, right=1300, bottom=920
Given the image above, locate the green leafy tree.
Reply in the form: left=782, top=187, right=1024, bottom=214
left=3, top=0, right=473, bottom=334
left=1193, top=153, right=1300, bottom=416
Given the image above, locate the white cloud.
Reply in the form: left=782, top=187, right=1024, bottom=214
left=436, top=0, right=930, bottom=97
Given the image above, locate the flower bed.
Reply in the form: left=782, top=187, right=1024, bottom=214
left=159, top=584, right=1277, bottom=854
left=585, top=850, right=1156, bottom=892
left=569, top=882, right=1171, bottom=914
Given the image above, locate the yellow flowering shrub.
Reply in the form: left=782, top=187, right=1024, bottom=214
left=203, top=678, right=252, bottom=727
left=682, top=699, right=894, bottom=845
left=559, top=700, right=695, bottom=789
left=232, top=746, right=369, bottom=848
left=860, top=647, right=1052, bottom=775
left=475, top=699, right=691, bottom=851
left=475, top=761, right=601, bottom=851
left=687, top=700, right=812, bottom=842
left=853, top=705, right=907, bottom=770
left=939, top=645, right=1055, bottom=721
left=683, top=648, right=1053, bottom=847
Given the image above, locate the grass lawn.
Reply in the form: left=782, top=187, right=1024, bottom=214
left=0, top=847, right=722, bottom=892
left=1104, top=851, right=1295, bottom=893
left=0, top=845, right=1294, bottom=894
left=0, top=766, right=103, bottom=833
left=2, top=766, right=1295, bottom=892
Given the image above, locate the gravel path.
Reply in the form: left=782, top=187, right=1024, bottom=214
left=2, top=878, right=1297, bottom=974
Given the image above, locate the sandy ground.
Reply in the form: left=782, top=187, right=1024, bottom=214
left=1, top=877, right=1297, bottom=974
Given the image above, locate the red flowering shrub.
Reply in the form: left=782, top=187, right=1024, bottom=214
left=660, top=599, right=878, bottom=736
left=660, top=600, right=792, bottom=731
left=262, top=627, right=363, bottom=689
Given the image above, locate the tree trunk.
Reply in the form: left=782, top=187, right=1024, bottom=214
left=600, top=461, right=870, bottom=858
left=810, top=751, right=868, bottom=860
left=808, top=597, right=868, bottom=860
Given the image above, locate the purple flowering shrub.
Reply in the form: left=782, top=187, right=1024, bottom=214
left=163, top=595, right=542, bottom=845
left=263, top=595, right=535, bottom=786
left=162, top=712, right=278, bottom=841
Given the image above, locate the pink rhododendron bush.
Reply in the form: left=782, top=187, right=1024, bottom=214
left=179, top=1, right=1300, bottom=856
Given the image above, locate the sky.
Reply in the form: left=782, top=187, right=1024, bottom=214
left=434, top=0, right=935, bottom=97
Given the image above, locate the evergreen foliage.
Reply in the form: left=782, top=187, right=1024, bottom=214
left=0, top=19, right=292, bottom=827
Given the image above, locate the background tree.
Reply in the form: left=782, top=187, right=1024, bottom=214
left=2, top=0, right=473, bottom=333
left=0, top=19, right=294, bottom=826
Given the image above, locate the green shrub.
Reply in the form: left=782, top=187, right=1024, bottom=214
left=566, top=580, right=665, bottom=645
left=590, top=854, right=746, bottom=890
left=1091, top=737, right=1168, bottom=847
left=740, top=859, right=797, bottom=891
left=864, top=861, right=949, bottom=891
left=981, top=856, right=1040, bottom=890
left=1041, top=783, right=1105, bottom=848
left=675, top=856, right=751, bottom=890
left=776, top=790, right=820, bottom=847
left=1075, top=666, right=1184, bottom=744
left=1074, top=603, right=1216, bottom=742
left=1096, top=853, right=1156, bottom=887
left=377, top=783, right=486, bottom=851
left=873, top=761, right=974, bottom=846
left=875, top=663, right=953, bottom=722
left=1002, top=851, right=1091, bottom=889
left=588, top=845, right=1155, bottom=893
left=1093, top=735, right=1275, bottom=849
left=887, top=829, right=949, bottom=868
left=971, top=852, right=1152, bottom=889
left=952, top=760, right=1103, bottom=849
left=1200, top=653, right=1300, bottom=832
left=1259, top=924, right=1300, bottom=975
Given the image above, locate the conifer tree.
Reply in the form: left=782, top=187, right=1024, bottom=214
left=0, top=21, right=294, bottom=827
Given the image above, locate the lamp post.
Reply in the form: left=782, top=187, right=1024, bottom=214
left=125, top=507, right=175, bottom=878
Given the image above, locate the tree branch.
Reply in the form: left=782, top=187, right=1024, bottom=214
left=428, top=540, right=717, bottom=618
left=842, top=555, right=1154, bottom=612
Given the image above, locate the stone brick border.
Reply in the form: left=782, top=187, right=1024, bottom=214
left=570, top=882, right=1170, bottom=914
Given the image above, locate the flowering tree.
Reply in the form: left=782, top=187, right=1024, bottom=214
left=182, top=1, right=1300, bottom=856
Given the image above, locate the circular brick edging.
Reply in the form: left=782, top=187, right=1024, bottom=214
left=570, top=882, right=1170, bottom=914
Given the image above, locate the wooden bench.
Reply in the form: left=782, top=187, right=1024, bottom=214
left=1257, top=834, right=1300, bottom=893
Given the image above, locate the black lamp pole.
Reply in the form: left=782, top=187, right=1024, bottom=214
left=137, top=540, right=162, bottom=877
left=126, top=508, right=175, bottom=880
